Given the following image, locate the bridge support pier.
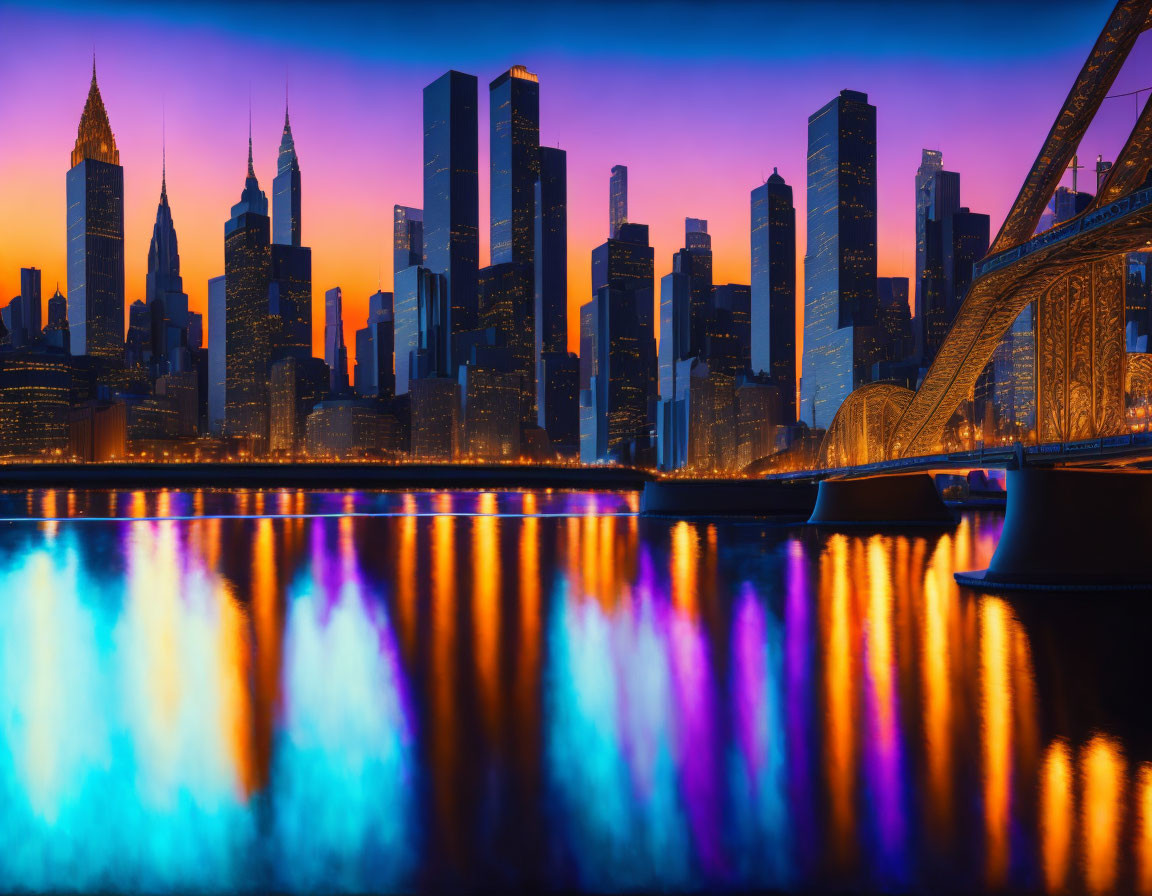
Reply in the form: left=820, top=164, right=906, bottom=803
left=956, top=467, right=1152, bottom=591
left=807, top=472, right=955, bottom=527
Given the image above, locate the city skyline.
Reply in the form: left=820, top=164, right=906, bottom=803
left=2, top=1, right=1148, bottom=371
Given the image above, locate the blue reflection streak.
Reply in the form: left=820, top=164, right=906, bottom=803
left=728, top=582, right=791, bottom=889
left=270, top=565, right=416, bottom=892
left=544, top=575, right=692, bottom=891
left=0, top=528, right=254, bottom=893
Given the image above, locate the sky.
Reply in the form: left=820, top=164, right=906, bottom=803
left=0, top=0, right=1149, bottom=365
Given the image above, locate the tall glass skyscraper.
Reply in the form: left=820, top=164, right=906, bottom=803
left=208, top=275, right=226, bottom=436
left=800, top=89, right=878, bottom=430
left=67, top=63, right=124, bottom=359
left=489, top=65, right=539, bottom=267
left=609, top=165, right=628, bottom=239
left=19, top=267, right=41, bottom=342
left=324, top=286, right=349, bottom=392
left=224, top=136, right=272, bottom=449
left=393, top=205, right=423, bottom=277
left=145, top=162, right=189, bottom=374
left=269, top=106, right=311, bottom=362
left=750, top=168, right=796, bottom=423
left=273, top=105, right=302, bottom=247
left=423, top=71, right=479, bottom=357
left=534, top=146, right=567, bottom=360
left=914, top=149, right=943, bottom=350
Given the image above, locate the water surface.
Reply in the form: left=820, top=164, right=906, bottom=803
left=0, top=488, right=1147, bottom=894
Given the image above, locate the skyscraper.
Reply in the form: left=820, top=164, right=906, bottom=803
left=583, top=222, right=655, bottom=462
left=800, top=89, right=878, bottom=430
left=224, top=135, right=272, bottom=450
left=394, top=205, right=423, bottom=276
left=208, top=275, right=225, bottom=435
left=354, top=290, right=395, bottom=399
left=534, top=146, right=567, bottom=360
left=489, top=65, right=539, bottom=267
left=478, top=261, right=535, bottom=422
left=609, top=165, right=627, bottom=238
left=534, top=145, right=574, bottom=450
left=145, top=161, right=190, bottom=374
left=673, top=218, right=713, bottom=361
left=272, top=104, right=302, bottom=247
left=394, top=265, right=449, bottom=394
left=750, top=168, right=796, bottom=423
left=269, top=108, right=311, bottom=362
left=914, top=150, right=942, bottom=347
left=324, top=286, right=349, bottom=393
left=424, top=70, right=479, bottom=357
left=67, top=63, right=124, bottom=359
left=19, top=268, right=41, bottom=342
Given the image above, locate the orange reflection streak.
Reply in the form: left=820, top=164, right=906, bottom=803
left=867, top=537, right=895, bottom=739
left=518, top=493, right=541, bottom=781
left=250, top=516, right=279, bottom=791
left=1081, top=734, right=1125, bottom=896
left=980, top=596, right=1012, bottom=889
left=131, top=490, right=146, bottom=518
left=1040, top=739, right=1073, bottom=894
left=277, top=490, right=292, bottom=516
left=431, top=497, right=459, bottom=855
left=671, top=521, right=698, bottom=615
left=598, top=514, right=616, bottom=608
left=254, top=491, right=266, bottom=516
left=1137, top=763, right=1152, bottom=894
left=396, top=509, right=418, bottom=659
left=580, top=511, right=598, bottom=600
left=825, top=533, right=856, bottom=866
left=40, top=490, right=57, bottom=537
left=922, top=534, right=953, bottom=837
left=216, top=579, right=256, bottom=796
left=472, top=493, right=501, bottom=742
left=66, top=489, right=76, bottom=518
left=1011, top=622, right=1040, bottom=797
left=193, top=489, right=204, bottom=516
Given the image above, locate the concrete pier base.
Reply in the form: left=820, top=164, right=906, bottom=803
left=640, top=478, right=817, bottom=518
left=807, top=472, right=956, bottom=527
left=956, top=467, right=1152, bottom=591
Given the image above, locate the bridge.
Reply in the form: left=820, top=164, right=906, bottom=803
left=801, top=0, right=1152, bottom=589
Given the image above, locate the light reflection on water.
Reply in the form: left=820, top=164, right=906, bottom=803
left=0, top=489, right=1149, bottom=893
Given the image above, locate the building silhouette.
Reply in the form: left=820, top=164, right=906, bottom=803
left=581, top=222, right=655, bottom=463
left=272, top=104, right=302, bottom=247
left=207, top=275, right=225, bottom=435
left=67, top=63, right=124, bottom=359
left=609, top=164, right=627, bottom=238
left=145, top=162, right=191, bottom=375
left=19, top=268, right=41, bottom=344
left=800, top=89, right=878, bottom=430
left=489, top=65, right=539, bottom=267
left=324, top=286, right=349, bottom=393
left=223, top=135, right=272, bottom=451
left=394, top=205, right=423, bottom=274
left=750, top=168, right=796, bottom=422
left=534, top=146, right=574, bottom=452
left=914, top=149, right=943, bottom=357
left=354, top=289, right=395, bottom=399
left=424, top=71, right=479, bottom=359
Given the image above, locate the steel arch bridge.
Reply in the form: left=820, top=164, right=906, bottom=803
left=818, top=0, right=1152, bottom=469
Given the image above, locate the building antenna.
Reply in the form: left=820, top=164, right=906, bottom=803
left=161, top=98, right=166, bottom=194
left=247, top=90, right=254, bottom=177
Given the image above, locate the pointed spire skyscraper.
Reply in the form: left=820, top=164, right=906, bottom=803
left=270, top=98, right=312, bottom=360
left=67, top=61, right=125, bottom=358
left=145, top=141, right=190, bottom=374
left=273, top=99, right=302, bottom=247
left=225, top=131, right=272, bottom=450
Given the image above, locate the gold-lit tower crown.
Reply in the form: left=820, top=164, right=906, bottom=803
left=71, top=61, right=119, bottom=167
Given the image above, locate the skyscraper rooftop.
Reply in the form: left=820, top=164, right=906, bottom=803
left=72, top=61, right=119, bottom=167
